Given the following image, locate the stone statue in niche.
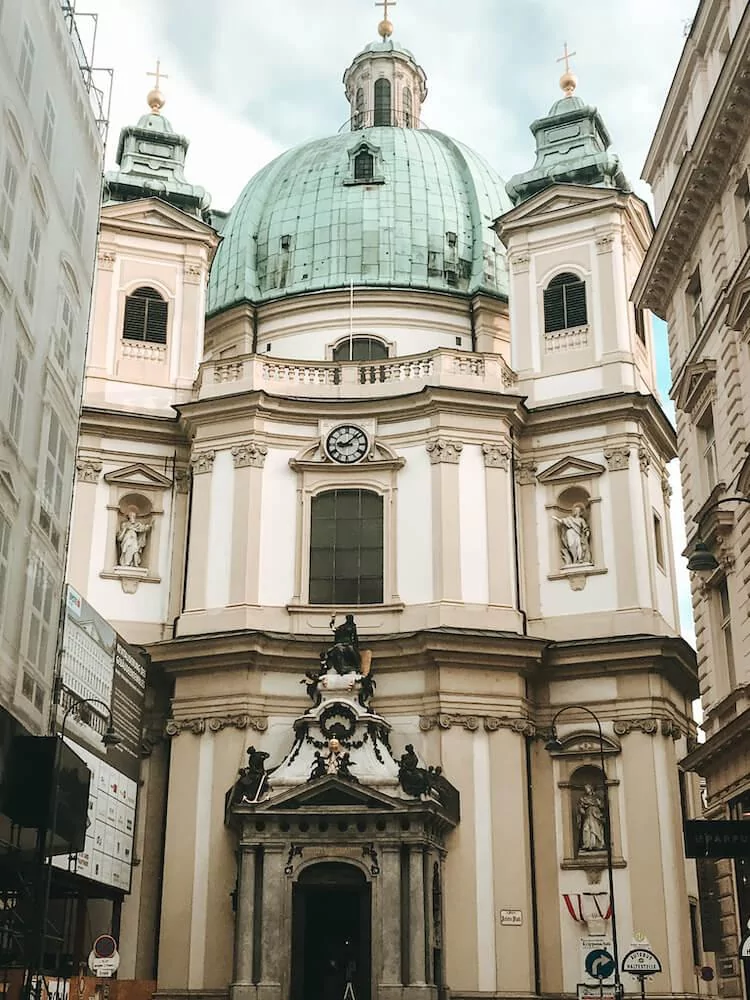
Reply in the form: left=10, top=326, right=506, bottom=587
left=577, top=783, right=607, bottom=852
left=117, top=509, right=152, bottom=568
left=554, top=503, right=592, bottom=566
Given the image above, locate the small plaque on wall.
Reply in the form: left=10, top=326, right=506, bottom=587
left=499, top=909, right=523, bottom=926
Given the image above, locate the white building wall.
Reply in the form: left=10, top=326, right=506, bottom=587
left=0, top=0, right=102, bottom=733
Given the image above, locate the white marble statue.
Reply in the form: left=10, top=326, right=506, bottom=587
left=554, top=503, right=592, bottom=565
left=578, top=783, right=606, bottom=852
left=117, top=510, right=151, bottom=568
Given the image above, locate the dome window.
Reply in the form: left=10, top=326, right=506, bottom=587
left=543, top=272, right=587, bottom=333
left=374, top=79, right=392, bottom=127
left=123, top=286, right=168, bottom=344
left=354, top=149, right=374, bottom=183
left=332, top=337, right=388, bottom=362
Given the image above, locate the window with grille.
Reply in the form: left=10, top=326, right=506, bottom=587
left=0, top=155, right=17, bottom=254
left=687, top=268, right=703, bottom=340
left=71, top=179, right=86, bottom=244
left=543, top=272, right=588, bottom=332
left=309, top=489, right=384, bottom=605
left=56, top=293, right=75, bottom=367
left=354, top=149, right=374, bottom=183
left=123, top=286, right=168, bottom=343
left=0, top=511, right=9, bottom=627
left=9, top=348, right=27, bottom=444
left=18, top=25, right=34, bottom=98
left=26, top=558, right=54, bottom=673
left=403, top=86, right=413, bottom=127
left=332, top=337, right=388, bottom=362
left=374, top=79, right=391, bottom=127
left=24, top=215, right=41, bottom=305
left=41, top=94, right=56, bottom=160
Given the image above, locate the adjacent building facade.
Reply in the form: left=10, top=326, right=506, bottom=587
left=634, top=1, right=750, bottom=996
left=0, top=0, right=104, bottom=741
left=70, top=19, right=705, bottom=1000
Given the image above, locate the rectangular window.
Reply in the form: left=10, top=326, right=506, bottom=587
left=8, top=348, right=28, bottom=445
left=717, top=579, right=735, bottom=688
left=0, top=510, right=10, bottom=624
left=634, top=306, right=647, bottom=344
left=687, top=268, right=703, bottom=340
left=39, top=410, right=68, bottom=550
left=21, top=671, right=34, bottom=701
left=26, top=558, right=55, bottom=673
left=24, top=215, right=41, bottom=305
left=18, top=25, right=35, bottom=98
left=71, top=180, right=86, bottom=244
left=689, top=900, right=702, bottom=967
left=0, top=155, right=18, bottom=254
left=56, top=293, right=75, bottom=367
left=309, top=489, right=384, bottom=605
left=653, top=512, right=665, bottom=570
left=41, top=94, right=56, bottom=160
left=697, top=406, right=718, bottom=492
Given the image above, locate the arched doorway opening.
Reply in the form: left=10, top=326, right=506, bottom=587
left=291, top=862, right=371, bottom=1000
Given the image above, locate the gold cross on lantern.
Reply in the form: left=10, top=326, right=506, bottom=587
left=556, top=41, right=577, bottom=74
left=375, top=0, right=396, bottom=21
left=147, top=59, right=168, bottom=91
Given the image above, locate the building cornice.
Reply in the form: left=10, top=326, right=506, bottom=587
left=680, top=702, right=750, bottom=774
left=634, top=5, right=750, bottom=316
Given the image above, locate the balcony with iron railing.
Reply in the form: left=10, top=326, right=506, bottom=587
left=197, top=347, right=517, bottom=400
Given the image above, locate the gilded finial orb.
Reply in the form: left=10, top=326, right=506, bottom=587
left=378, top=17, right=393, bottom=38
left=147, top=87, right=165, bottom=113
left=559, top=69, right=577, bottom=97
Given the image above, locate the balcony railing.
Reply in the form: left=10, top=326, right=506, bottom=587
left=198, top=348, right=517, bottom=399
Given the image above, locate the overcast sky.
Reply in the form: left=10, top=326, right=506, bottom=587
left=81, top=0, right=698, bottom=644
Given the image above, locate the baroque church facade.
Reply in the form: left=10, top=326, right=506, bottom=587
left=69, top=18, right=704, bottom=1000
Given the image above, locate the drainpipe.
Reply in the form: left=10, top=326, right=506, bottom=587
left=526, top=735, right=542, bottom=997
left=509, top=428, right=528, bottom=635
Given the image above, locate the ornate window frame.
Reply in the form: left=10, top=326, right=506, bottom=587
left=343, top=138, right=386, bottom=186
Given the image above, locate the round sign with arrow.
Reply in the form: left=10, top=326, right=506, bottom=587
left=585, top=949, right=616, bottom=981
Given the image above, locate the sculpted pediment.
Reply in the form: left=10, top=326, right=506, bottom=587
left=537, top=456, right=606, bottom=484
left=726, top=269, right=750, bottom=333
left=289, top=437, right=404, bottom=471
left=255, top=775, right=401, bottom=812
left=672, top=359, right=716, bottom=416
left=104, top=463, right=172, bottom=489
left=100, top=197, right=215, bottom=237
left=546, top=731, right=621, bottom=757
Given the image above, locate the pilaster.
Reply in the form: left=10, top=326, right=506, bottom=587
left=229, top=443, right=267, bottom=606
left=184, top=450, right=215, bottom=610
left=427, top=439, right=462, bottom=602
left=482, top=442, right=514, bottom=607
left=408, top=846, right=427, bottom=986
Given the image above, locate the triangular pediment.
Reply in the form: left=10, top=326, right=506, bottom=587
left=546, top=730, right=621, bottom=757
left=254, top=776, right=402, bottom=813
left=537, top=456, right=605, bottom=484
left=100, top=197, right=216, bottom=238
left=672, top=359, right=716, bottom=415
left=726, top=269, right=750, bottom=333
left=103, top=463, right=172, bottom=489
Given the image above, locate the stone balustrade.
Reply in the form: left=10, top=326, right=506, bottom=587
left=198, top=348, right=516, bottom=399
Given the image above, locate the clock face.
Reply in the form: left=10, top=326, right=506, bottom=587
left=326, top=424, right=369, bottom=464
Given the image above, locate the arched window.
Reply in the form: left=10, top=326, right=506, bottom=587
left=403, top=86, right=413, bottom=127
left=332, top=337, right=388, bottom=362
left=309, top=489, right=383, bottom=605
left=123, top=286, right=168, bottom=344
left=543, top=272, right=587, bottom=333
left=354, top=87, right=365, bottom=129
left=373, top=79, right=391, bottom=127
left=354, top=149, right=374, bottom=183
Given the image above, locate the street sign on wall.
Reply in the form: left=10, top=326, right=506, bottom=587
left=683, top=820, right=750, bottom=858
left=622, top=948, right=662, bottom=976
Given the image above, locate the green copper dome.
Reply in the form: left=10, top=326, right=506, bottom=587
left=207, top=127, right=511, bottom=314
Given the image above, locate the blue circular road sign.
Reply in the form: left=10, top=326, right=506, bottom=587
left=585, top=949, right=616, bottom=981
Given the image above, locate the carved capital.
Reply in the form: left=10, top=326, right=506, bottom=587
left=661, top=472, right=673, bottom=502
left=76, top=458, right=102, bottom=484
left=190, top=450, right=215, bottom=475
left=482, top=443, right=511, bottom=470
left=232, top=442, right=268, bottom=468
left=660, top=719, right=682, bottom=740
left=175, top=469, right=191, bottom=494
left=638, top=446, right=651, bottom=473
left=419, top=713, right=534, bottom=735
left=604, top=447, right=630, bottom=471
left=166, top=715, right=268, bottom=737
left=613, top=718, right=659, bottom=737
left=97, top=250, right=115, bottom=270
left=509, top=253, right=530, bottom=272
left=595, top=233, right=616, bottom=254
left=185, top=263, right=203, bottom=284
left=426, top=439, right=463, bottom=465
left=419, top=713, right=479, bottom=732
left=514, top=460, right=538, bottom=486
left=484, top=716, right=536, bottom=736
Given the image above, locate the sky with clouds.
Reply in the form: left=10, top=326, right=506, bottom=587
left=81, top=0, right=698, bottom=643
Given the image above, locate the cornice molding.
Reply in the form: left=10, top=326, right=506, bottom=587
left=419, top=713, right=535, bottom=736
left=165, top=714, right=268, bottom=737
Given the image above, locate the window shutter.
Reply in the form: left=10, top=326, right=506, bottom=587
left=145, top=298, right=168, bottom=343
left=123, top=296, right=147, bottom=340
left=543, top=285, right=566, bottom=332
left=565, top=281, right=587, bottom=327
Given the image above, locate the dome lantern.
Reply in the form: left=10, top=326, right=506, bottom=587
left=343, top=4, right=427, bottom=130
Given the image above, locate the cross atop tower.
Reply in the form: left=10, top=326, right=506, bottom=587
left=147, top=59, right=168, bottom=92
left=556, top=42, right=576, bottom=75
left=375, top=0, right=396, bottom=38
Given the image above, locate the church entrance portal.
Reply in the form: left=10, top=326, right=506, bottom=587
left=291, top=863, right=371, bottom=1000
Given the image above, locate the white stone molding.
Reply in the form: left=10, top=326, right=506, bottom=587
left=595, top=233, right=616, bottom=254
left=97, top=250, right=115, bottom=270
left=232, top=442, right=268, bottom=468
left=481, top=443, right=511, bottom=470
left=544, top=325, right=589, bottom=354
left=604, top=447, right=630, bottom=471
left=509, top=253, right=530, bottom=273
left=113, top=565, right=148, bottom=595
left=426, top=439, right=463, bottom=465
left=76, top=458, right=102, bottom=483
left=191, top=450, right=215, bottom=475
left=419, top=714, right=535, bottom=736
left=165, top=715, right=268, bottom=737
left=514, top=460, right=538, bottom=485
